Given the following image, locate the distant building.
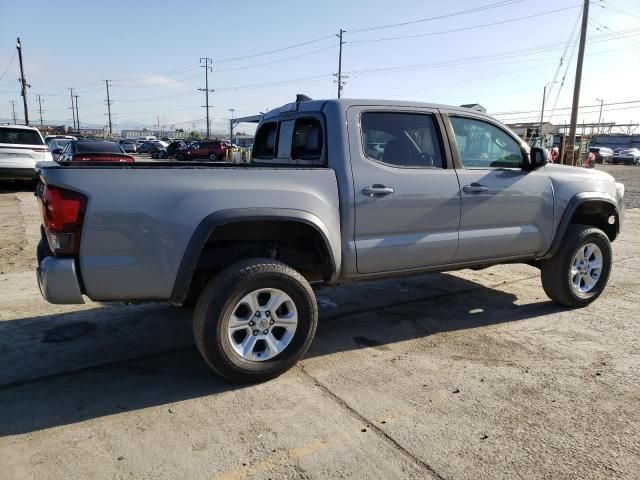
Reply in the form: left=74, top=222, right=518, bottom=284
left=507, top=122, right=558, bottom=138
left=460, top=103, right=486, bottom=114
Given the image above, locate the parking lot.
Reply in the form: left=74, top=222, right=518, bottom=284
left=0, top=164, right=638, bottom=479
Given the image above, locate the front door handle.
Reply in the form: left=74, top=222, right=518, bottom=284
left=362, top=184, right=394, bottom=196
left=462, top=183, right=489, bottom=193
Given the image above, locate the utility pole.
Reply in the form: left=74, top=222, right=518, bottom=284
left=69, top=88, right=76, bottom=130
left=539, top=84, right=547, bottom=144
left=335, top=29, right=345, bottom=98
left=596, top=97, right=603, bottom=134
left=198, top=57, right=214, bottom=139
left=10, top=100, right=17, bottom=124
left=37, top=95, right=44, bottom=125
left=74, top=95, right=80, bottom=131
left=566, top=0, right=589, bottom=166
left=16, top=37, right=30, bottom=125
left=229, top=108, right=235, bottom=144
left=105, top=80, right=113, bottom=137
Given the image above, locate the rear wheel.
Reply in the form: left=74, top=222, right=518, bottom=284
left=176, top=153, right=186, bottom=161
left=193, top=259, right=318, bottom=383
left=208, top=153, right=216, bottom=161
left=541, top=225, right=612, bottom=307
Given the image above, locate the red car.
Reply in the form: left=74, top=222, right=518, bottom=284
left=176, top=140, right=227, bottom=161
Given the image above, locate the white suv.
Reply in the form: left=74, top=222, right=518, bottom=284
left=0, top=124, right=52, bottom=180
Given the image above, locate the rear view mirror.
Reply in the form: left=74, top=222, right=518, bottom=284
left=529, top=147, right=548, bottom=169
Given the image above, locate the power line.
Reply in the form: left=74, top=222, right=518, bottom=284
left=344, top=28, right=640, bottom=78
left=216, top=34, right=335, bottom=63
left=347, top=4, right=580, bottom=44
left=346, top=0, right=527, bottom=33
left=214, top=45, right=336, bottom=73
left=0, top=51, right=16, bottom=82
left=495, top=99, right=640, bottom=116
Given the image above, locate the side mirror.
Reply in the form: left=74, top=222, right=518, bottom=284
left=529, top=147, right=548, bottom=169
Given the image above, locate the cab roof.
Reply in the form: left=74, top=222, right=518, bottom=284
left=262, top=97, right=486, bottom=120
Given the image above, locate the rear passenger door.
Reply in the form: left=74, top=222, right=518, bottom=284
left=348, top=107, right=461, bottom=274
left=443, top=113, right=554, bottom=261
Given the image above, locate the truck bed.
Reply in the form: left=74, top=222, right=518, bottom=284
left=37, top=162, right=341, bottom=301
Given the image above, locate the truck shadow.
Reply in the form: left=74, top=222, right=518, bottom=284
left=0, top=270, right=564, bottom=436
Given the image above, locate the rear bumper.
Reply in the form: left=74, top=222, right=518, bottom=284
left=37, top=238, right=84, bottom=304
left=0, top=167, right=37, bottom=180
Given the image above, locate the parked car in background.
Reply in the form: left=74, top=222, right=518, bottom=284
left=44, top=135, right=77, bottom=144
left=589, top=146, right=613, bottom=164
left=139, top=140, right=168, bottom=154
left=167, top=140, right=187, bottom=158
left=612, top=147, right=640, bottom=165
left=47, top=138, right=74, bottom=160
left=56, top=140, right=134, bottom=163
left=0, top=124, right=52, bottom=179
left=151, top=148, right=169, bottom=159
left=118, top=139, right=138, bottom=153
left=176, top=139, right=227, bottom=161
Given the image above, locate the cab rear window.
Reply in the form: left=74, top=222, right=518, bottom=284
left=0, top=128, right=44, bottom=145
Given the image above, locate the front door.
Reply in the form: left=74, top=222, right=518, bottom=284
left=444, top=114, right=554, bottom=262
left=348, top=107, right=461, bottom=274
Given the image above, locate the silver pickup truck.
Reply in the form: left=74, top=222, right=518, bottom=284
left=35, top=97, right=625, bottom=382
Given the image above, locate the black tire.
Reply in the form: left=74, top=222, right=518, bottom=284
left=541, top=224, right=612, bottom=307
left=208, top=153, right=216, bottom=161
left=193, top=259, right=318, bottom=383
left=176, top=153, right=186, bottom=161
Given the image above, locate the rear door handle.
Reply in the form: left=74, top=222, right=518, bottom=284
left=362, top=184, right=394, bottom=196
left=462, top=183, right=489, bottom=193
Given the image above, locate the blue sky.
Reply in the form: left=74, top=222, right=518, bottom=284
left=0, top=0, right=638, bottom=134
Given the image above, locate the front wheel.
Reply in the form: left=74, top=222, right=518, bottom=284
left=541, top=225, right=612, bottom=307
left=193, top=259, right=318, bottom=383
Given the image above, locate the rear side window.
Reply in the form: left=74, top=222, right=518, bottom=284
left=253, top=117, right=325, bottom=166
left=252, top=122, right=277, bottom=160
left=0, top=128, right=44, bottom=145
left=361, top=112, right=444, bottom=168
left=291, top=118, right=323, bottom=163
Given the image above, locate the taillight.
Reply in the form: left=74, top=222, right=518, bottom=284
left=39, top=185, right=87, bottom=256
left=72, top=154, right=134, bottom=163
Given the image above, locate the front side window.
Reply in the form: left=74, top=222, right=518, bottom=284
left=450, top=116, right=523, bottom=169
left=361, top=112, right=444, bottom=168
